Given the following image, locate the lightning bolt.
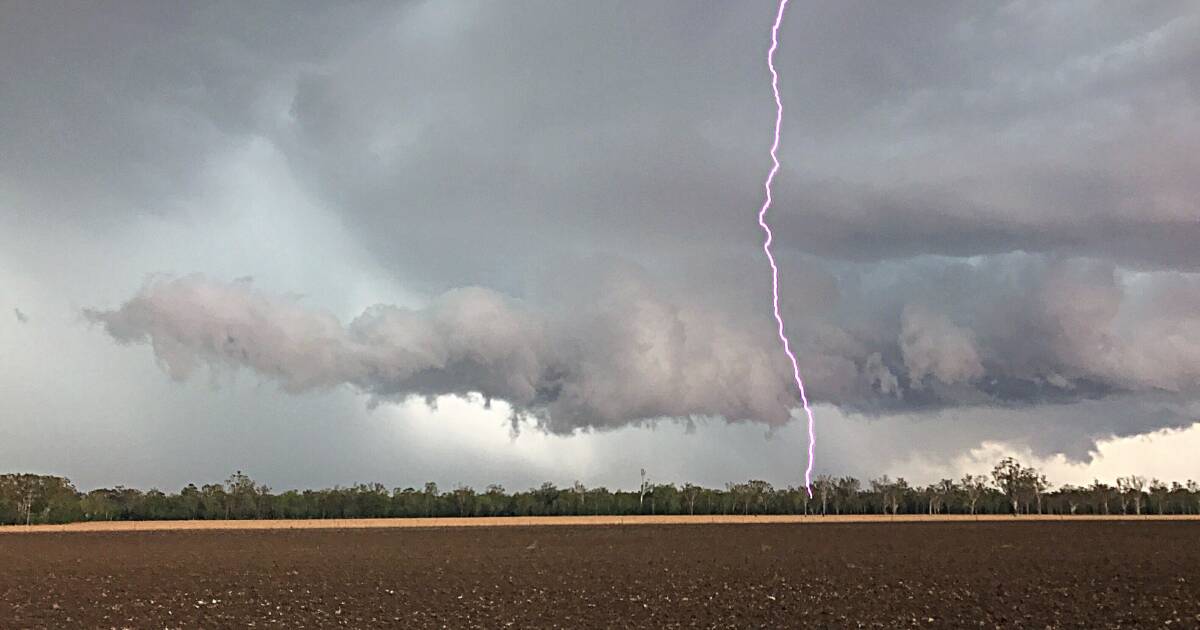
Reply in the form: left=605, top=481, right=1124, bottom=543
left=757, top=0, right=816, bottom=497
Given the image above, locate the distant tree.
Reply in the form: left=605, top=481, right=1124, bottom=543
left=452, top=484, right=475, bottom=517
left=682, top=483, right=701, bottom=516
left=589, top=486, right=612, bottom=515
left=960, top=475, right=988, bottom=515
left=1056, top=485, right=1081, bottom=515
left=571, top=481, right=587, bottom=515
left=653, top=484, right=682, bottom=515
left=537, top=482, right=559, bottom=514
left=870, top=476, right=895, bottom=515
left=638, top=469, right=650, bottom=513
left=223, top=471, right=265, bottom=519
left=1116, top=476, right=1146, bottom=515
left=1029, top=472, right=1050, bottom=515
left=724, top=482, right=744, bottom=514
left=927, top=479, right=956, bottom=515
left=483, top=484, right=508, bottom=516
left=352, top=483, right=390, bottom=518
left=833, top=477, right=860, bottom=515
left=10, top=456, right=1200, bottom=524
left=777, top=485, right=807, bottom=515
left=991, top=457, right=1026, bottom=515
left=814, top=475, right=834, bottom=515
left=893, top=478, right=912, bottom=514
left=689, top=487, right=710, bottom=515
left=1168, top=482, right=1188, bottom=515
left=389, top=487, right=419, bottom=517
left=80, top=489, right=116, bottom=521
left=1089, top=480, right=1114, bottom=515
left=422, top=482, right=439, bottom=516
left=1149, top=479, right=1170, bottom=515
left=744, top=480, right=773, bottom=515
left=177, top=484, right=202, bottom=519
left=0, top=475, right=44, bottom=525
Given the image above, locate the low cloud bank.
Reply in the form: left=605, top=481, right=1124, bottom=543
left=87, top=256, right=1200, bottom=433
left=86, top=274, right=798, bottom=432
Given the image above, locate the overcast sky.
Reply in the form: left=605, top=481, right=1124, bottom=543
left=3, top=1, right=1198, bottom=492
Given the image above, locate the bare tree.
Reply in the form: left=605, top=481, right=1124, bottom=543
left=682, top=483, right=701, bottom=516
left=960, top=474, right=987, bottom=515
left=21, top=488, right=34, bottom=526
left=926, top=479, right=955, bottom=515
left=1130, top=476, right=1145, bottom=515
left=814, top=475, right=834, bottom=515
left=870, top=476, right=894, bottom=515
left=572, top=481, right=587, bottom=514
left=1060, top=485, right=1081, bottom=515
left=1116, top=476, right=1146, bottom=515
left=638, top=469, right=650, bottom=513
left=1030, top=472, right=1050, bottom=515
left=1115, top=481, right=1130, bottom=514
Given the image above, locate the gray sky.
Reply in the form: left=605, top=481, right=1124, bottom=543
left=3, top=1, right=1199, bottom=491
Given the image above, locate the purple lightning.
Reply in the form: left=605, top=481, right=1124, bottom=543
left=757, top=0, right=816, bottom=497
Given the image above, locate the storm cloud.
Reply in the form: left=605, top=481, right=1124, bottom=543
left=87, top=272, right=802, bottom=432
left=87, top=251, right=1200, bottom=432
left=3, top=1, right=1199, bottom=487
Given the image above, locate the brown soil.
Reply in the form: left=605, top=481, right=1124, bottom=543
left=2, top=522, right=1197, bottom=628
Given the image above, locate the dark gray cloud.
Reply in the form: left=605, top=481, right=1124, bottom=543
left=5, top=2, right=1195, bottom=270
left=259, top=1, right=1200, bottom=284
left=3, top=1, right=1199, bottom=482
left=0, top=2, right=377, bottom=225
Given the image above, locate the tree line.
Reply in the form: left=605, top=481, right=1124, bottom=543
left=2, top=458, right=1198, bottom=525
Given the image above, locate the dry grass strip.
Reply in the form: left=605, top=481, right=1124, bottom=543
left=3, top=513, right=1198, bottom=534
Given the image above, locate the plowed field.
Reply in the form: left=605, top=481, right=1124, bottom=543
left=2, top=521, right=1197, bottom=628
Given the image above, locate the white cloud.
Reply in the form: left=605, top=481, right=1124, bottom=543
left=893, top=422, right=1200, bottom=486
